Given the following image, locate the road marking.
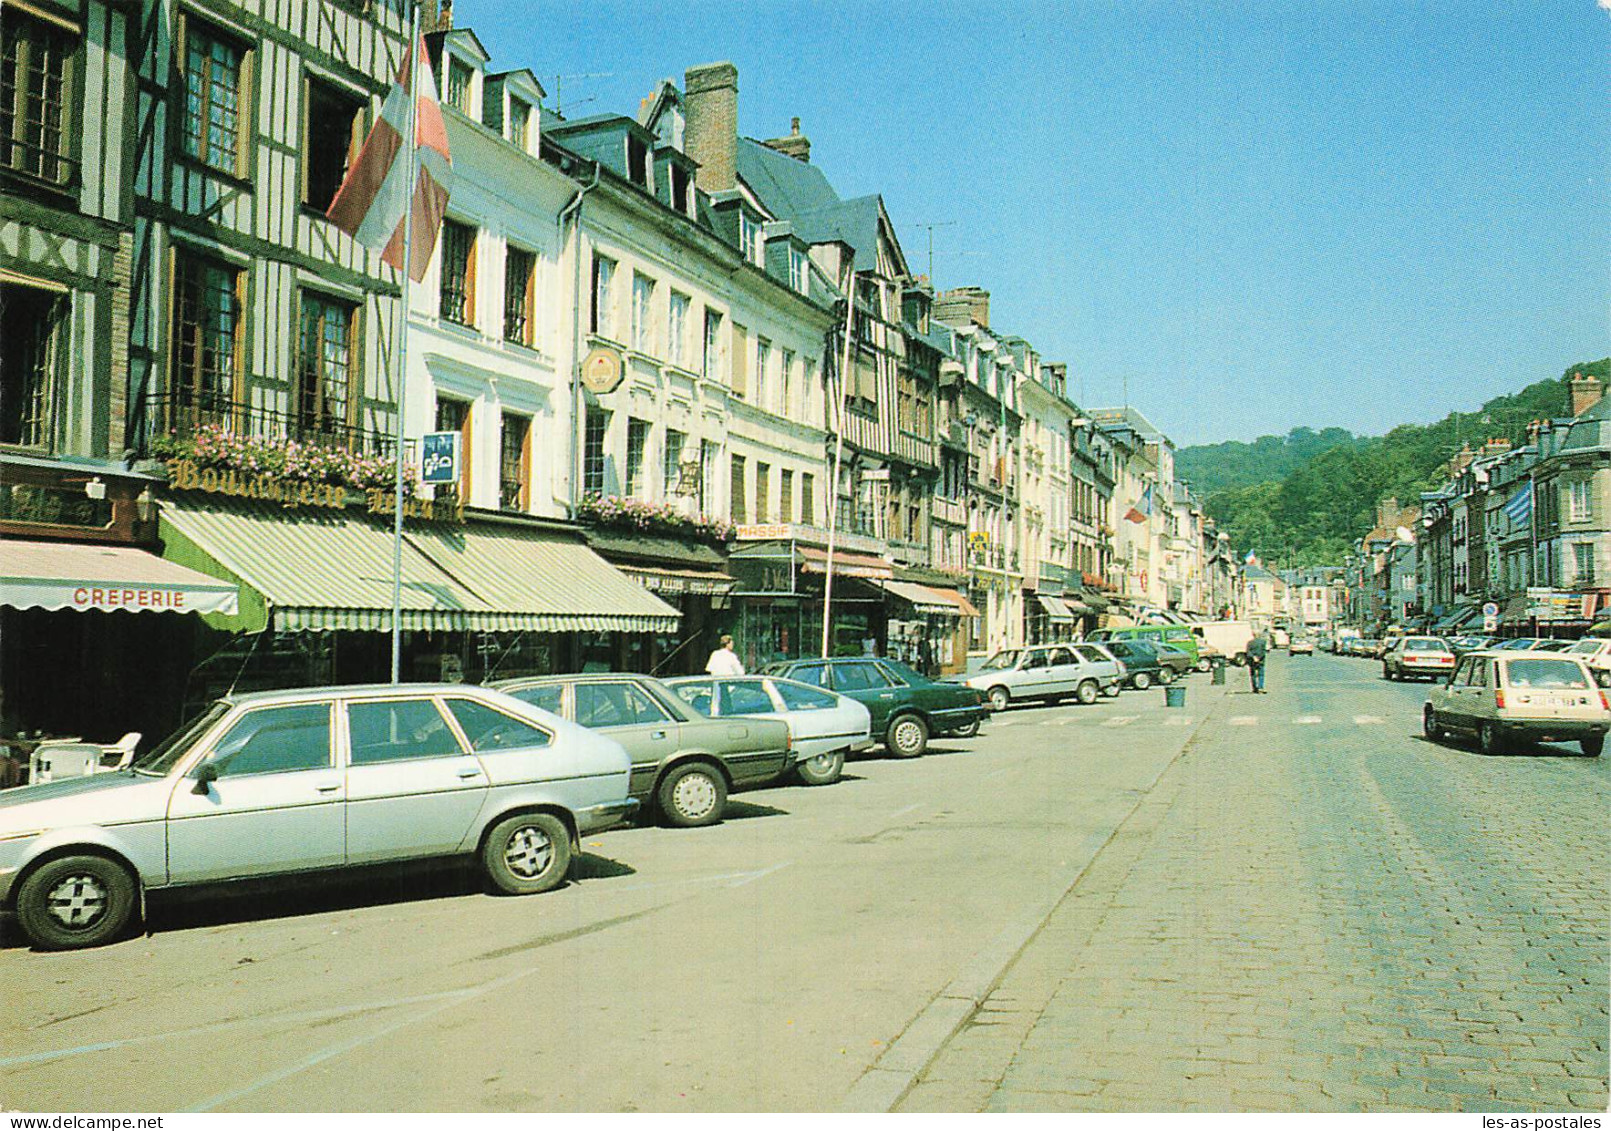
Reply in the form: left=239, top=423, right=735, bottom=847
left=1354, top=715, right=1385, bottom=725
left=1101, top=716, right=1139, bottom=728
left=1227, top=716, right=1260, bottom=726
left=728, top=861, right=791, bottom=888
left=1294, top=715, right=1322, bottom=725
left=887, top=803, right=924, bottom=821
left=1160, top=716, right=1194, bottom=727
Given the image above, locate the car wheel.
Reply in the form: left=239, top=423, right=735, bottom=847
left=1195, top=658, right=1211, bottom=673
left=987, top=685, right=1011, bottom=712
left=1158, top=668, right=1175, bottom=685
left=482, top=812, right=572, bottom=895
left=1422, top=705, right=1445, bottom=743
left=1582, top=735, right=1604, bottom=758
left=1075, top=679, right=1099, bottom=705
left=886, top=713, right=929, bottom=758
left=1478, top=721, right=1506, bottom=756
left=795, top=748, right=846, bottom=786
left=1131, top=671, right=1153, bottom=691
left=14, top=855, right=137, bottom=951
left=658, top=762, right=728, bottom=827
left=951, top=719, right=982, bottom=739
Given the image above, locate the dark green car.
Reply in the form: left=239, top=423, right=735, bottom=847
left=758, top=657, right=988, bottom=758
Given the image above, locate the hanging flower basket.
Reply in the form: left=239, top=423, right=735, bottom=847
left=575, top=494, right=735, bottom=545
left=151, top=425, right=417, bottom=497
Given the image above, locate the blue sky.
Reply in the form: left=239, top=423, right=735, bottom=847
left=460, top=0, right=1608, bottom=446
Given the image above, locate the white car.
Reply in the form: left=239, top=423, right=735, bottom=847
left=1382, top=636, right=1456, bottom=681
left=1566, top=637, right=1611, bottom=677
left=1425, top=651, right=1609, bottom=756
left=663, top=675, right=873, bottom=786
left=0, top=684, right=636, bottom=950
left=958, top=643, right=1126, bottom=710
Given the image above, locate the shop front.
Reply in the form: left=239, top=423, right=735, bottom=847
left=876, top=577, right=979, bottom=676
left=581, top=529, right=736, bottom=676
left=728, top=536, right=893, bottom=668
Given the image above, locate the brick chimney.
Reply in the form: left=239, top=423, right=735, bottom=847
left=1376, top=496, right=1399, bottom=528
left=1481, top=437, right=1512, bottom=457
left=933, top=285, right=991, bottom=329
left=1569, top=370, right=1605, bottom=417
left=684, top=62, right=738, bottom=193
left=762, top=117, right=811, bottom=163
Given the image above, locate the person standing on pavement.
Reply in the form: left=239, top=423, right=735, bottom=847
left=1246, top=630, right=1269, bottom=693
left=705, top=634, right=745, bottom=676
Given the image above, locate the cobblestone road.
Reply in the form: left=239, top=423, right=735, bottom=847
left=903, top=652, right=1610, bottom=1113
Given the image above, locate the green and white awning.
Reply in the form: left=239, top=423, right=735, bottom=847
left=159, top=499, right=679, bottom=634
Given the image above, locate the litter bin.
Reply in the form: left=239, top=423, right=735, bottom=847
left=1164, top=684, right=1187, bottom=708
left=1210, top=659, right=1226, bottom=686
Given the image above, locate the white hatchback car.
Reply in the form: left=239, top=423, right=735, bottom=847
left=1382, top=636, right=1456, bottom=681
left=1424, top=652, right=1610, bottom=756
left=959, top=643, right=1125, bottom=711
left=0, top=684, right=635, bottom=950
left=663, top=675, right=873, bottom=786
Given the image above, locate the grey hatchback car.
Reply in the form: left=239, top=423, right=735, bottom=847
left=0, top=684, right=635, bottom=950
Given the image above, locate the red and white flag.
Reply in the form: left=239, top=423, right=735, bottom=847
left=326, top=31, right=452, bottom=283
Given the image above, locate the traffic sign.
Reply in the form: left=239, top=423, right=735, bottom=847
left=420, top=431, right=461, bottom=485
left=1482, top=601, right=1499, bottom=617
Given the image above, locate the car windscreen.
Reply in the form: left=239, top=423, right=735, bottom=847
left=1403, top=638, right=1447, bottom=651
left=1504, top=659, right=1591, bottom=690
left=1570, top=640, right=1604, bottom=654
left=132, top=701, right=229, bottom=776
left=981, top=650, right=1020, bottom=671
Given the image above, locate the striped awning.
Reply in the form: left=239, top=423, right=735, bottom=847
left=1035, top=594, right=1076, bottom=623
left=878, top=579, right=959, bottom=616
left=1, top=537, right=239, bottom=616
left=159, top=499, right=679, bottom=634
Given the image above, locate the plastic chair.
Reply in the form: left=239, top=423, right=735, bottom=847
left=101, top=732, right=141, bottom=770
left=30, top=743, right=102, bottom=784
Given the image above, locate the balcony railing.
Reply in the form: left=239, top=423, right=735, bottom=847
left=137, top=392, right=395, bottom=459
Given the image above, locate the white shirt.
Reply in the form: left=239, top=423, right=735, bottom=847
left=705, top=647, right=745, bottom=676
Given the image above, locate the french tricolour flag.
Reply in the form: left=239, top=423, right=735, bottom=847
left=326, top=31, right=452, bottom=283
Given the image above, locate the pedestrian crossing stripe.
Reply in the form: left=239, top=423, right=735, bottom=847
left=1161, top=716, right=1194, bottom=726
left=1228, top=716, right=1259, bottom=726
left=1295, top=716, right=1322, bottom=725
left=1353, top=715, right=1385, bottom=725
left=1101, top=716, right=1140, bottom=728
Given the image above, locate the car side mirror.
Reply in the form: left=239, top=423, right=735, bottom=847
left=192, top=762, right=219, bottom=794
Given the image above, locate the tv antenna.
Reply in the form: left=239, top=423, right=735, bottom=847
left=906, top=221, right=957, bottom=282
left=552, top=72, right=614, bottom=118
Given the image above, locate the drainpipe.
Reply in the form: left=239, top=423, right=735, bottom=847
left=557, top=162, right=602, bottom=518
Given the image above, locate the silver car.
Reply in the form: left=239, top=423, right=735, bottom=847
left=959, top=643, right=1126, bottom=711
left=0, top=683, right=635, bottom=950
left=662, top=675, right=874, bottom=786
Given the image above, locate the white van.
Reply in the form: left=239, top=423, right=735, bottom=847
left=1193, top=621, right=1256, bottom=665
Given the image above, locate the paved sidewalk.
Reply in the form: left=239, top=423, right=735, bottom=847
left=899, top=657, right=1611, bottom=1113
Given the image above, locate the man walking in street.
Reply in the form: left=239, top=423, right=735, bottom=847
left=705, top=634, right=745, bottom=676
left=1247, top=630, right=1269, bottom=693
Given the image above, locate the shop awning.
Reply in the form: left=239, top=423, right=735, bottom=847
left=797, top=546, right=894, bottom=579
left=1434, top=604, right=1480, bottom=632
left=616, top=565, right=736, bottom=596
left=159, top=500, right=679, bottom=634
left=929, top=587, right=981, bottom=618
left=1, top=537, right=239, bottom=615
left=1034, top=594, right=1076, bottom=623
left=878, top=579, right=961, bottom=616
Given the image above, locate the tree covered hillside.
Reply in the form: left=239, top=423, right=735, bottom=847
left=1176, top=426, right=1362, bottom=497
left=1194, top=360, right=1610, bottom=567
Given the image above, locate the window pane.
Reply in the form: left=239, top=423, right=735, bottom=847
left=789, top=663, right=829, bottom=689
left=183, top=23, right=243, bottom=171
left=348, top=699, right=463, bottom=764
left=719, top=680, right=775, bottom=715
left=576, top=682, right=668, bottom=728
left=446, top=698, right=551, bottom=751
left=298, top=292, right=353, bottom=435
left=509, top=684, right=564, bottom=716
left=774, top=680, right=835, bottom=711
left=0, top=11, right=74, bottom=186
left=172, top=252, right=240, bottom=424
left=671, top=681, right=715, bottom=716
left=210, top=704, right=332, bottom=777
left=439, top=221, right=474, bottom=324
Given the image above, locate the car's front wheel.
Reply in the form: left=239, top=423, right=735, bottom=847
left=1422, top=705, right=1445, bottom=743
left=482, top=812, right=572, bottom=895
left=795, top=748, right=846, bottom=786
left=886, top=713, right=929, bottom=758
left=1131, top=671, right=1153, bottom=691
left=14, top=854, right=137, bottom=950
left=1478, top=721, right=1506, bottom=756
left=1582, top=735, right=1604, bottom=758
left=1158, top=667, right=1175, bottom=685
left=658, top=762, right=728, bottom=827
left=1076, top=679, right=1100, bottom=705
left=987, top=685, right=1011, bottom=712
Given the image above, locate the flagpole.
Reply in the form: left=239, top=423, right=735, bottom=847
left=390, top=3, right=420, bottom=684
left=820, top=257, right=857, bottom=660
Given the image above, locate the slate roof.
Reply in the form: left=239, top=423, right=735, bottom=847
left=1557, top=393, right=1611, bottom=454
left=737, top=137, right=841, bottom=216
left=792, top=195, right=883, bottom=266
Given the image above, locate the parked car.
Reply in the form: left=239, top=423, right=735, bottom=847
left=1492, top=637, right=1551, bottom=651
left=1531, top=639, right=1576, bottom=652
left=1289, top=638, right=1315, bottom=656
left=1448, top=634, right=1497, bottom=658
left=1270, top=628, right=1291, bottom=649
left=0, top=684, right=636, bottom=950
left=1566, top=637, right=1611, bottom=677
left=1099, top=639, right=1174, bottom=690
left=760, top=657, right=988, bottom=758
left=1381, top=636, right=1456, bottom=681
left=492, top=673, right=791, bottom=827
left=956, top=643, right=1125, bottom=710
left=1193, top=621, right=1256, bottom=665
left=662, top=675, right=872, bottom=786
left=1151, top=643, right=1198, bottom=677
left=1424, top=651, right=1609, bottom=756
left=1088, top=625, right=1207, bottom=670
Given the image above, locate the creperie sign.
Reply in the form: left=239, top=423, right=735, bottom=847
left=73, top=585, right=196, bottom=611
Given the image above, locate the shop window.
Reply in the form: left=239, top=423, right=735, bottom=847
left=0, top=281, right=64, bottom=449
left=171, top=249, right=242, bottom=427
left=439, top=220, right=475, bottom=326
left=303, top=75, right=362, bottom=209
left=297, top=291, right=356, bottom=439
left=499, top=412, right=530, bottom=511
left=625, top=417, right=649, bottom=498
left=180, top=16, right=249, bottom=176
left=504, top=246, right=536, bottom=346
left=583, top=404, right=610, bottom=496
left=730, top=454, right=747, bottom=523
left=0, top=8, right=75, bottom=188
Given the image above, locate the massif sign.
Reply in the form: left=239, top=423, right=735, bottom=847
left=165, top=458, right=463, bottom=523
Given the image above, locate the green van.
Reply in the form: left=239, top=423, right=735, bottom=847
left=1087, top=625, right=1206, bottom=670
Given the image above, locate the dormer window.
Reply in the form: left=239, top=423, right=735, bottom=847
left=671, top=163, right=689, bottom=213
left=508, top=96, right=530, bottom=150
left=627, top=135, right=649, bottom=189
left=445, top=57, right=472, bottom=115
left=789, top=246, right=808, bottom=294
left=739, top=212, right=761, bottom=266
